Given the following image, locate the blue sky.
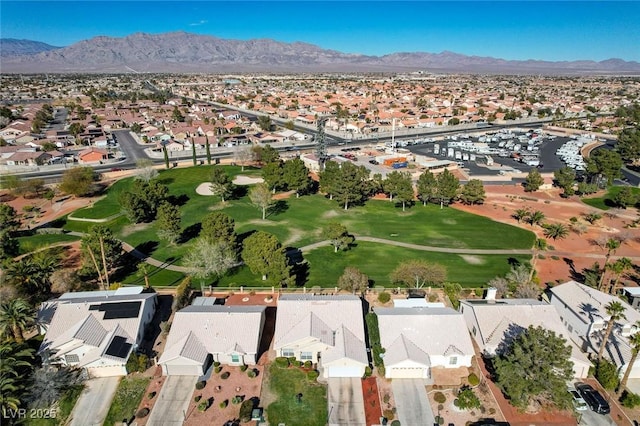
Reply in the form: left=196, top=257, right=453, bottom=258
left=2, top=1, right=639, bottom=62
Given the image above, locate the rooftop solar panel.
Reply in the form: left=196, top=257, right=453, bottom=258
left=105, top=336, right=132, bottom=359
left=88, top=301, right=141, bottom=319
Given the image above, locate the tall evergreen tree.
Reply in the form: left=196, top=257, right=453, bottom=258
left=283, top=158, right=312, bottom=197
left=435, top=169, right=459, bottom=208
left=416, top=170, right=437, bottom=206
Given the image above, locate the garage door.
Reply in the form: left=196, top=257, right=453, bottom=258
left=164, top=364, right=203, bottom=376
left=327, top=365, right=363, bottom=378
left=388, top=367, right=427, bottom=379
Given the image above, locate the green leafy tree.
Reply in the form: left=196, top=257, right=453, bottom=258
left=333, top=162, right=370, bottom=210
left=171, top=106, right=184, bottom=122
left=322, top=222, right=354, bottom=253
left=156, top=202, right=181, bottom=244
left=553, top=167, right=576, bottom=197
left=210, top=167, right=234, bottom=202
left=191, top=139, right=197, bottom=166
left=183, top=239, right=237, bottom=286
left=68, top=122, right=85, bottom=143
left=259, top=144, right=280, bottom=164
left=587, top=149, right=623, bottom=185
left=205, top=135, right=212, bottom=165
left=201, top=212, right=238, bottom=253
left=597, top=301, right=626, bottom=362
left=257, top=115, right=272, bottom=131
left=542, top=223, right=569, bottom=240
left=0, top=299, right=33, bottom=343
left=241, top=231, right=292, bottom=286
left=494, top=326, right=573, bottom=410
left=595, top=359, right=620, bottom=390
left=262, top=161, right=285, bottom=193
left=120, top=180, right=168, bottom=223
left=59, top=167, right=95, bottom=197
left=616, top=127, right=640, bottom=163
left=283, top=158, right=312, bottom=197
left=319, top=160, right=341, bottom=200
left=384, top=171, right=414, bottom=211
left=249, top=183, right=273, bottom=220
left=0, top=204, right=20, bottom=260
left=435, top=169, right=459, bottom=208
left=459, top=179, right=486, bottom=205
left=524, top=169, right=544, bottom=192
left=454, top=386, right=481, bottom=410
left=390, top=260, right=447, bottom=289
left=337, top=267, right=369, bottom=294
left=613, top=187, right=638, bottom=208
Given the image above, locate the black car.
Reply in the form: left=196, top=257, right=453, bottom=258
left=576, top=383, right=610, bottom=414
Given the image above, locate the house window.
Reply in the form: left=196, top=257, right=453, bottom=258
left=449, top=356, right=458, bottom=365
left=282, top=349, right=294, bottom=357
left=65, top=354, right=80, bottom=364
left=300, top=352, right=313, bottom=361
left=231, top=354, right=240, bottom=363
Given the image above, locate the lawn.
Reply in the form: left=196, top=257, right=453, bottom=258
left=265, top=364, right=327, bottom=426
left=17, top=233, right=80, bottom=254
left=103, top=376, right=150, bottom=426
left=22, top=385, right=83, bottom=426
left=121, top=265, right=185, bottom=287
left=217, top=242, right=530, bottom=288
left=582, top=186, right=640, bottom=210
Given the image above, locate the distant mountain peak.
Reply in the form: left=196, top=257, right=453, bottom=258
left=1, top=32, right=639, bottom=75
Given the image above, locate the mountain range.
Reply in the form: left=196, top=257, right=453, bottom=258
left=1, top=32, right=639, bottom=75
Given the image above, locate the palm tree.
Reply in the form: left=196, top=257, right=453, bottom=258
left=0, top=375, right=20, bottom=417
left=598, top=237, right=621, bottom=291
left=607, top=257, right=633, bottom=295
left=543, top=223, right=569, bottom=240
left=619, top=322, right=640, bottom=396
left=512, top=208, right=529, bottom=223
left=597, top=301, right=627, bottom=362
left=0, top=299, right=34, bottom=344
left=529, top=238, right=548, bottom=282
left=527, top=210, right=545, bottom=227
left=136, top=262, right=151, bottom=288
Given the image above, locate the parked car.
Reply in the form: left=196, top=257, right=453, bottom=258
left=568, top=388, right=588, bottom=411
left=576, top=383, right=610, bottom=414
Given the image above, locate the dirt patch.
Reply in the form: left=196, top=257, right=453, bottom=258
left=120, top=222, right=151, bottom=237
left=459, top=255, right=485, bottom=265
left=284, top=228, right=306, bottom=246
left=322, top=210, right=340, bottom=219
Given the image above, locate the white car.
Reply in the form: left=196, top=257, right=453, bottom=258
left=569, top=389, right=589, bottom=411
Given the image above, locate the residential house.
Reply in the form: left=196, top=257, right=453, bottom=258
left=159, top=300, right=266, bottom=376
left=273, top=295, right=368, bottom=378
left=37, top=287, right=157, bottom=377
left=78, top=147, right=109, bottom=164
left=376, top=307, right=475, bottom=379
left=460, top=290, right=591, bottom=378
left=550, top=280, right=640, bottom=378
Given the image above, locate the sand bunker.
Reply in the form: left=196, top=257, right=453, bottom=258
left=196, top=175, right=264, bottom=195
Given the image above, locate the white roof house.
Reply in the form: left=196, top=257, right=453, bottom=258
left=376, top=307, right=475, bottom=379
left=38, top=287, right=157, bottom=377
left=460, top=297, right=591, bottom=378
left=273, top=295, right=368, bottom=378
left=550, top=280, right=640, bottom=378
left=158, top=303, right=266, bottom=376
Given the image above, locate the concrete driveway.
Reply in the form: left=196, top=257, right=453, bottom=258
left=327, top=377, right=366, bottom=426
left=147, top=375, right=198, bottom=426
left=578, top=409, right=617, bottom=426
left=392, top=379, right=435, bottom=426
left=69, top=377, right=120, bottom=426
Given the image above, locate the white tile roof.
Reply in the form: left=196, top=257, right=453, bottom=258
left=273, top=295, right=366, bottom=363
left=376, top=307, right=474, bottom=366
left=158, top=306, right=265, bottom=366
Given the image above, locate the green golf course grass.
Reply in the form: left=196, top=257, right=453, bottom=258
left=582, top=186, right=640, bottom=211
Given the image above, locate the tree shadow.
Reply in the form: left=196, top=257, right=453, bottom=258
left=135, top=240, right=159, bottom=257
left=232, top=185, right=248, bottom=199
left=237, top=230, right=257, bottom=246
left=166, top=193, right=189, bottom=206
left=268, top=200, right=289, bottom=217
left=157, top=177, right=175, bottom=185
left=507, top=257, right=521, bottom=267
left=111, top=252, right=143, bottom=282
left=291, top=260, right=309, bottom=288
left=180, top=222, right=202, bottom=243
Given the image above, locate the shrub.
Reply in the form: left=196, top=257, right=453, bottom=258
left=197, top=400, right=209, bottom=411
left=136, top=408, right=150, bottom=418
left=377, top=365, right=386, bottom=376
left=239, top=399, right=254, bottom=422
left=275, top=357, right=290, bottom=368
left=219, top=399, right=228, bottom=409
left=455, top=386, right=481, bottom=410
left=194, top=395, right=201, bottom=402
left=195, top=380, right=206, bottom=390
left=595, top=360, right=619, bottom=390
left=232, top=395, right=244, bottom=404
left=434, top=415, right=444, bottom=425
left=148, top=391, right=156, bottom=399
left=383, top=409, right=395, bottom=421
left=621, top=390, right=640, bottom=408
left=221, top=372, right=230, bottom=380
left=390, top=421, right=401, bottom=426
left=383, top=393, right=390, bottom=404
left=126, top=352, right=149, bottom=373
left=551, top=255, right=560, bottom=260
left=240, top=364, right=248, bottom=372
left=364, top=366, right=372, bottom=377
left=467, top=373, right=480, bottom=386
left=307, top=370, right=319, bottom=381
left=215, top=366, right=222, bottom=373
left=213, top=361, right=221, bottom=367
left=378, top=291, right=391, bottom=304
left=304, top=360, right=312, bottom=368
left=247, top=369, right=257, bottom=378
left=433, top=392, right=446, bottom=404
left=428, top=294, right=438, bottom=303
left=287, top=356, right=297, bottom=364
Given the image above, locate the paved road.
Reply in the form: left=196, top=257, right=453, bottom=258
left=327, top=377, right=366, bottom=426
left=392, top=379, right=435, bottom=426
left=69, top=377, right=120, bottom=426
left=147, top=375, right=198, bottom=426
